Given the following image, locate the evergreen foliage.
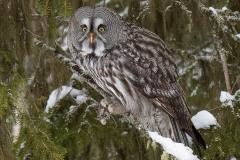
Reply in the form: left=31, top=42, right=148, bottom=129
left=15, top=107, right=67, bottom=160
left=202, top=102, right=240, bottom=159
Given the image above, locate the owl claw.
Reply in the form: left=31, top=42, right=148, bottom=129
left=96, top=101, right=110, bottom=125
left=97, top=98, right=128, bottom=125
left=100, top=98, right=128, bottom=115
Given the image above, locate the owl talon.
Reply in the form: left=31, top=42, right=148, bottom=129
left=96, top=102, right=110, bottom=125
left=100, top=98, right=127, bottom=115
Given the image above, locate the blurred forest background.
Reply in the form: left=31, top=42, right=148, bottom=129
left=0, top=0, right=240, bottom=159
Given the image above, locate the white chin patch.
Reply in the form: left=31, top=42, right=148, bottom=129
left=81, top=39, right=105, bottom=57
left=82, top=40, right=93, bottom=55
left=94, top=40, right=105, bottom=56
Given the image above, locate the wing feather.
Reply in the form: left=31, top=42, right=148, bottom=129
left=122, top=24, right=192, bottom=131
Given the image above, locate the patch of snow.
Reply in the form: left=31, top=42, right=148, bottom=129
left=209, top=7, right=217, bottom=15
left=63, top=27, right=68, bottom=33
left=148, top=131, right=198, bottom=160
left=70, top=73, right=81, bottom=81
left=27, top=74, right=35, bottom=85
left=45, top=86, right=86, bottom=113
left=209, top=81, right=214, bottom=88
left=60, top=37, right=68, bottom=51
left=12, top=120, right=20, bottom=143
left=222, top=6, right=228, bottom=11
left=69, top=105, right=78, bottom=114
left=190, top=86, right=199, bottom=97
left=12, top=110, right=20, bottom=143
left=165, top=5, right=172, bottom=12
left=202, top=47, right=213, bottom=53
left=121, top=131, right=128, bottom=136
left=43, top=117, right=56, bottom=127
left=75, top=94, right=89, bottom=104
left=220, top=91, right=234, bottom=102
left=234, top=90, right=240, bottom=101
left=190, top=106, right=199, bottom=111
left=141, top=0, right=148, bottom=6
left=23, top=153, right=32, bottom=160
left=191, top=110, right=219, bottom=129
left=119, top=7, right=129, bottom=17
left=235, top=34, right=240, bottom=39
left=178, top=61, right=198, bottom=76
left=230, top=156, right=237, bottom=160
left=43, top=117, right=51, bottom=124
left=46, top=73, right=53, bottom=83
left=219, top=91, right=234, bottom=107
left=20, top=141, right=26, bottom=149
left=57, top=26, right=68, bottom=51
left=69, top=87, right=85, bottom=97
left=97, top=0, right=111, bottom=5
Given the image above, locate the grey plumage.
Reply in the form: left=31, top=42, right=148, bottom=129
left=68, top=6, right=206, bottom=149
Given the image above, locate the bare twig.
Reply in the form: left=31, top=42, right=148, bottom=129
left=218, top=48, right=232, bottom=94
left=210, top=24, right=232, bottom=94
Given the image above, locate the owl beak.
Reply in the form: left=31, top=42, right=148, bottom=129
left=89, top=32, right=94, bottom=44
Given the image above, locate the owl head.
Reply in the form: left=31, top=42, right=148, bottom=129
left=68, top=6, right=128, bottom=57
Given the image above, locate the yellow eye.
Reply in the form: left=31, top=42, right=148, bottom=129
left=82, top=26, right=87, bottom=32
left=98, top=26, right=105, bottom=32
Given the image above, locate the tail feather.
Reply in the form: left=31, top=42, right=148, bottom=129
left=185, top=124, right=206, bottom=149
left=170, top=116, right=206, bottom=150
left=192, top=124, right=206, bottom=149
left=170, top=117, right=189, bottom=146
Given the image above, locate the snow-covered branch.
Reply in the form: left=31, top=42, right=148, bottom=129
left=195, top=1, right=240, bottom=38
left=148, top=131, right=199, bottom=160
left=220, top=90, right=240, bottom=108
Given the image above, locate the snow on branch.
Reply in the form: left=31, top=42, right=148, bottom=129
left=220, top=90, right=240, bottom=107
left=148, top=110, right=219, bottom=159
left=219, top=90, right=240, bottom=119
left=45, top=86, right=91, bottom=113
left=191, top=110, right=219, bottom=129
left=193, top=2, right=240, bottom=43
left=148, top=131, right=199, bottom=160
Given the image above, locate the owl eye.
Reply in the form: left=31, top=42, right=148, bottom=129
left=82, top=25, right=87, bottom=32
left=98, top=25, right=105, bottom=32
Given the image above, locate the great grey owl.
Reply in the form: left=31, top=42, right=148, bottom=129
left=68, top=6, right=206, bottom=149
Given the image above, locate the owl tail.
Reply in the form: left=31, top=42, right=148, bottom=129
left=170, top=117, right=206, bottom=151
left=169, top=117, right=189, bottom=146
left=185, top=124, right=206, bottom=149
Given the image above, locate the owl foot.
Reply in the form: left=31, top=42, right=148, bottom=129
left=96, top=103, right=110, bottom=125
left=100, top=98, right=128, bottom=115
left=96, top=98, right=127, bottom=125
